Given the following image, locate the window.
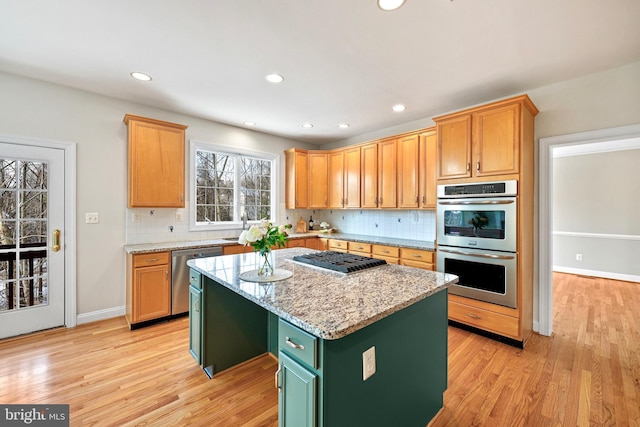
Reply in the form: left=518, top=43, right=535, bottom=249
left=190, top=141, right=278, bottom=230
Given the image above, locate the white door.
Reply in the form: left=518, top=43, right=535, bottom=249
left=0, top=142, right=65, bottom=339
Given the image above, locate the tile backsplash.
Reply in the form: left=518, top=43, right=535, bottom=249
left=126, top=207, right=436, bottom=245
left=285, top=209, right=436, bottom=242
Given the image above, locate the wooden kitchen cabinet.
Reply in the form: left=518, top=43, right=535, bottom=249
left=126, top=251, right=171, bottom=327
left=285, top=148, right=309, bottom=209
left=308, top=152, right=329, bottom=208
left=377, top=139, right=397, bottom=208
left=123, top=114, right=187, bottom=208
left=329, top=146, right=360, bottom=209
left=419, top=129, right=438, bottom=209
left=448, top=294, right=520, bottom=340
left=360, top=143, right=378, bottom=208
left=360, top=139, right=397, bottom=208
left=328, top=239, right=348, bottom=253
left=400, top=247, right=435, bottom=271
left=347, top=241, right=371, bottom=257
left=223, top=244, right=253, bottom=255
left=434, top=95, right=538, bottom=182
left=397, top=134, right=420, bottom=208
left=371, top=244, right=400, bottom=264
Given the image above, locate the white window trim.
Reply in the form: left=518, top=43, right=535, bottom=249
left=189, top=139, right=279, bottom=232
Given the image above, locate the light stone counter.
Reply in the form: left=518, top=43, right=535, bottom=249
left=124, top=233, right=435, bottom=254
left=187, top=247, right=457, bottom=340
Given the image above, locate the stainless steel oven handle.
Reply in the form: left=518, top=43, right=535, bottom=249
left=438, top=200, right=514, bottom=205
left=438, top=248, right=515, bottom=260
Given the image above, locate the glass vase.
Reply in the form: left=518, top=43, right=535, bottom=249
left=257, top=249, right=274, bottom=277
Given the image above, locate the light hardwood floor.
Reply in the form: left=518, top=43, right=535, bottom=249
left=1, top=273, right=638, bottom=426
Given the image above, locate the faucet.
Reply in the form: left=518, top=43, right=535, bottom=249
left=241, top=211, right=248, bottom=230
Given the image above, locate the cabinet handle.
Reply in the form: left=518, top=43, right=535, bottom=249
left=285, top=337, right=305, bottom=350
left=476, top=161, right=480, bottom=172
left=411, top=254, right=423, bottom=258
left=145, top=258, right=160, bottom=263
left=466, top=162, right=470, bottom=172
left=165, top=270, right=168, bottom=280
left=275, top=364, right=282, bottom=391
left=195, top=300, right=200, bottom=313
left=382, top=250, right=390, bottom=253
left=415, top=196, right=418, bottom=203
left=466, top=313, right=481, bottom=319
left=422, top=196, right=426, bottom=204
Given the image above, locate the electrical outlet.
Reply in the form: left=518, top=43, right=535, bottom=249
left=175, top=210, right=184, bottom=222
left=85, top=212, right=99, bottom=224
left=362, top=346, right=376, bottom=381
left=576, top=254, right=583, bottom=261
left=132, top=212, right=140, bottom=223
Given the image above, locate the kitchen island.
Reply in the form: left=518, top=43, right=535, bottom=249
left=187, top=247, right=457, bottom=427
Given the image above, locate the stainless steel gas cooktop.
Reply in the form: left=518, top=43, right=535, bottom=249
left=292, top=251, right=387, bottom=274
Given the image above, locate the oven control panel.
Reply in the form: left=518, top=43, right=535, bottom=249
left=437, top=180, right=517, bottom=198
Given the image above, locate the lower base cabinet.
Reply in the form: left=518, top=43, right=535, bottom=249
left=278, top=351, right=317, bottom=427
left=189, top=283, right=202, bottom=364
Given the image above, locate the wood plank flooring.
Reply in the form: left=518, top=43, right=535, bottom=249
left=1, top=272, right=638, bottom=426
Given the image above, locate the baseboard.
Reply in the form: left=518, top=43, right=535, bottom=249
left=553, top=266, right=640, bottom=283
left=76, top=306, right=125, bottom=325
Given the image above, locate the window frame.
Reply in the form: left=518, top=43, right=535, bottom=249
left=189, top=140, right=279, bottom=232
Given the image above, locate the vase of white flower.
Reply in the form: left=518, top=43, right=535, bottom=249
left=238, top=220, right=292, bottom=277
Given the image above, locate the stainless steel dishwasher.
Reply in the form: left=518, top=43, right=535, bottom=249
left=171, top=247, right=222, bottom=315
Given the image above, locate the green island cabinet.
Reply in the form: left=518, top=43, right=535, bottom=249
left=187, top=249, right=452, bottom=427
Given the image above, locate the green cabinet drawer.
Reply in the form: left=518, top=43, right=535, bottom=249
left=278, top=319, right=318, bottom=369
left=189, top=269, right=201, bottom=290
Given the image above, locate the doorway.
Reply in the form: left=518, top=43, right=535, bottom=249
left=538, top=123, right=640, bottom=336
left=0, top=135, right=76, bottom=339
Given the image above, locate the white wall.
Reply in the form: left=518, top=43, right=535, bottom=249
left=552, top=149, right=640, bottom=281
left=0, top=71, right=310, bottom=319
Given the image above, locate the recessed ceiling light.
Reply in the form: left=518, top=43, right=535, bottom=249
left=244, top=121, right=256, bottom=126
left=338, top=123, right=350, bottom=129
left=265, top=73, right=284, bottom=83
left=392, top=104, right=406, bottom=112
left=378, top=0, right=406, bottom=11
left=130, top=72, right=152, bottom=81
left=301, top=123, right=314, bottom=128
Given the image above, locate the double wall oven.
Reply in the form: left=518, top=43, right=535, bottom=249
left=436, top=180, right=518, bottom=309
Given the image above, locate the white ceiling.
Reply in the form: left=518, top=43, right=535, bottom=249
left=1, top=0, right=639, bottom=145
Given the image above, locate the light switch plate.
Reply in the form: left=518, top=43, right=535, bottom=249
left=85, top=212, right=99, bottom=224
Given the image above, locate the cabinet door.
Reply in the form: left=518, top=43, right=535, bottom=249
left=308, top=152, right=328, bottom=208
left=285, top=149, right=308, bottom=209
left=328, top=150, right=345, bottom=208
left=133, top=264, right=170, bottom=323
left=419, top=130, right=437, bottom=209
left=397, top=134, right=419, bottom=208
left=278, top=352, right=317, bottom=427
left=437, top=114, right=472, bottom=180
left=126, top=116, right=186, bottom=208
left=377, top=139, right=397, bottom=208
left=189, top=285, right=202, bottom=364
left=343, top=146, right=361, bottom=208
left=360, top=143, right=378, bottom=208
left=473, top=103, right=520, bottom=177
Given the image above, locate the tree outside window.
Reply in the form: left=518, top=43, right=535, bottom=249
left=193, top=145, right=275, bottom=227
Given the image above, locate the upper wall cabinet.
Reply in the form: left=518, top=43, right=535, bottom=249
left=308, top=152, right=329, bottom=209
left=434, top=95, right=539, bottom=182
left=285, top=148, right=309, bottom=209
left=418, top=129, right=437, bottom=209
left=328, top=146, right=360, bottom=209
left=124, top=114, right=188, bottom=208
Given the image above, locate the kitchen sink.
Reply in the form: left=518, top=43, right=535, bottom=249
left=221, top=237, right=240, bottom=241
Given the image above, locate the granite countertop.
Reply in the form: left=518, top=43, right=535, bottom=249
left=124, top=233, right=435, bottom=254
left=187, top=247, right=457, bottom=340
